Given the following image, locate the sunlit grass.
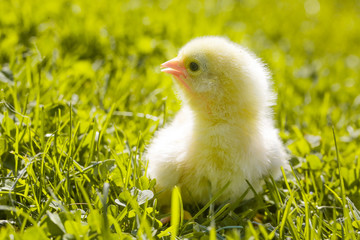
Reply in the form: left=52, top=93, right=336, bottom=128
left=1, top=0, right=360, bottom=239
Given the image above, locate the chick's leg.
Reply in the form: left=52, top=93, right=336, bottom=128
left=160, top=207, right=193, bottom=225
left=156, top=186, right=193, bottom=225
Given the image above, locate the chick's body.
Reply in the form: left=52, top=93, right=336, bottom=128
left=147, top=36, right=288, bottom=206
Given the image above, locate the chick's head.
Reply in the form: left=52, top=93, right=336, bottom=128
left=161, top=36, right=273, bottom=119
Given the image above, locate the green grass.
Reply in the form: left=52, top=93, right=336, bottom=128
left=1, top=0, right=360, bottom=239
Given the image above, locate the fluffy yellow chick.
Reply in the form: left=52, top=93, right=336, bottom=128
left=147, top=36, right=288, bottom=208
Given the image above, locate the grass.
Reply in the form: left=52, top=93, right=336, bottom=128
left=0, top=0, right=360, bottom=239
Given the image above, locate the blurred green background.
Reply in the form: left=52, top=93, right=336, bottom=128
left=1, top=0, right=359, bottom=131
left=1, top=0, right=360, bottom=238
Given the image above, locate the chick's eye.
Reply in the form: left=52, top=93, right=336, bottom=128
left=189, top=62, right=199, bottom=72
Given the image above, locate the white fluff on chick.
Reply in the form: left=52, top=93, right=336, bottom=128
left=147, top=36, right=288, bottom=207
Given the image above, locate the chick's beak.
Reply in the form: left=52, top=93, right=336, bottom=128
left=161, top=57, right=191, bottom=90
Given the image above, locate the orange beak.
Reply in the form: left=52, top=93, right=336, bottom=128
left=161, top=57, right=191, bottom=91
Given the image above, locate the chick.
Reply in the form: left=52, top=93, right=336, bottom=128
left=147, top=36, right=288, bottom=208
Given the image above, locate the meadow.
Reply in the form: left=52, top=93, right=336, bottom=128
left=0, top=0, right=360, bottom=239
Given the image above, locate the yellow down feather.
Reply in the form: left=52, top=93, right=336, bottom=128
left=147, top=36, right=289, bottom=208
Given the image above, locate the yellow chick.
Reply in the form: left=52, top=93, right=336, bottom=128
left=147, top=36, right=288, bottom=208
